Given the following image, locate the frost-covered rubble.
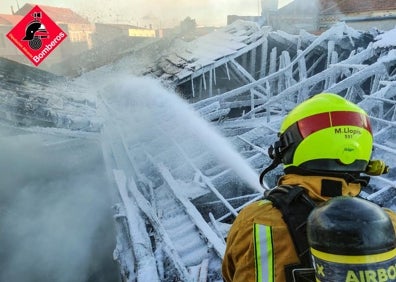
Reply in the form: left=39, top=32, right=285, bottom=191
left=102, top=22, right=396, bottom=281
left=0, top=58, right=101, bottom=132
left=1, top=21, right=396, bottom=282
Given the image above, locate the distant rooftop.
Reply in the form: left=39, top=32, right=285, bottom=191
left=276, top=0, right=396, bottom=15
left=95, top=23, right=140, bottom=30
left=0, top=14, right=23, bottom=26
left=14, top=3, right=90, bottom=25
left=320, top=0, right=396, bottom=14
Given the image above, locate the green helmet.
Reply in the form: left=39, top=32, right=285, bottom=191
left=272, top=93, right=373, bottom=173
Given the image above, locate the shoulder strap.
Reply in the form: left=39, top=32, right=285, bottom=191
left=264, top=185, right=316, bottom=272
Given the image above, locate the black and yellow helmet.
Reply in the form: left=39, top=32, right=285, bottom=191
left=278, top=93, right=373, bottom=172
left=259, top=92, right=389, bottom=187
left=259, top=92, right=391, bottom=188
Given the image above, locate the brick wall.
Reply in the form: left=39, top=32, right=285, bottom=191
left=321, top=0, right=396, bottom=14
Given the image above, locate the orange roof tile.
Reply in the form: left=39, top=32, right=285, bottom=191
left=15, top=3, right=90, bottom=24
left=320, top=0, right=396, bottom=14
left=0, top=14, right=23, bottom=26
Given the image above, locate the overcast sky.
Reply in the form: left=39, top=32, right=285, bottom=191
left=0, top=0, right=293, bottom=27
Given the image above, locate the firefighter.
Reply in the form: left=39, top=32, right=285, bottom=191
left=222, top=93, right=396, bottom=282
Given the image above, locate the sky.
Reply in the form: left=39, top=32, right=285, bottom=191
left=0, top=0, right=293, bottom=27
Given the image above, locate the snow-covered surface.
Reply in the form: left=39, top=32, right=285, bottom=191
left=0, top=58, right=102, bottom=132
left=374, top=27, right=396, bottom=48
left=1, top=21, right=396, bottom=281
left=145, top=20, right=270, bottom=83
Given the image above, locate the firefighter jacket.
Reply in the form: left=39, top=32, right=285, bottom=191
left=222, top=173, right=396, bottom=282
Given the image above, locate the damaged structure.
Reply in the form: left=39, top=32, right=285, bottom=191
left=1, top=18, right=396, bottom=282
left=108, top=20, right=396, bottom=281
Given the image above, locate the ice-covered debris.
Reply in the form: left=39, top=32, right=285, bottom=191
left=3, top=18, right=396, bottom=282
left=146, top=20, right=271, bottom=82
left=378, top=49, right=396, bottom=63
left=91, top=21, right=396, bottom=282
left=320, top=22, right=362, bottom=42
left=0, top=58, right=101, bottom=132
left=373, top=27, right=396, bottom=49
left=299, top=29, right=317, bottom=42
left=273, top=30, right=300, bottom=43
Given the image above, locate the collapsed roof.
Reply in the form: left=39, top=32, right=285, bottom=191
left=1, top=20, right=396, bottom=281
left=108, top=21, right=396, bottom=280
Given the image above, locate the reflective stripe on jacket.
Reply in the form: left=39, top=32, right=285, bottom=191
left=222, top=174, right=396, bottom=281
left=222, top=199, right=298, bottom=282
left=254, top=224, right=274, bottom=281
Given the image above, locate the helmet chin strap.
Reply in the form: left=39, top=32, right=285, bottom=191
left=283, top=166, right=371, bottom=187
left=259, top=136, right=292, bottom=188
left=259, top=157, right=282, bottom=187
left=259, top=160, right=371, bottom=189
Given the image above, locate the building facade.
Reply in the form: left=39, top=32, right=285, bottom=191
left=319, top=0, right=396, bottom=31
left=0, top=14, right=31, bottom=65
left=261, top=0, right=396, bottom=34
left=0, top=4, right=95, bottom=69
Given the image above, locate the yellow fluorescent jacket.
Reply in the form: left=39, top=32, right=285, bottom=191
left=222, top=197, right=295, bottom=282
left=221, top=174, right=396, bottom=282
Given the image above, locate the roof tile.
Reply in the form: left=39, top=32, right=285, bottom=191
left=0, top=14, right=23, bottom=26
left=15, top=3, right=90, bottom=24
left=320, top=0, right=396, bottom=14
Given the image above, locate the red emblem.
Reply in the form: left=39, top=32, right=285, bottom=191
left=6, top=5, right=67, bottom=66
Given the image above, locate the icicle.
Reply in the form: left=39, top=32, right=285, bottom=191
left=259, top=38, right=268, bottom=78
left=191, top=75, right=195, bottom=98
left=198, top=259, right=209, bottom=282
left=209, top=68, right=213, bottom=97
left=250, top=47, right=257, bottom=78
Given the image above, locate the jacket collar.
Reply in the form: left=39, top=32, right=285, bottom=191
left=278, top=174, right=362, bottom=202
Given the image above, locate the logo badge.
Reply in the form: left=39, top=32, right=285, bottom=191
left=6, top=5, right=67, bottom=66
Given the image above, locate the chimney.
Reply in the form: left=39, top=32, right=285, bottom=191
left=261, top=0, right=279, bottom=12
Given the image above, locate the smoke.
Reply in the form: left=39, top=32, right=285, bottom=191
left=0, top=130, right=119, bottom=282
left=74, top=0, right=260, bottom=27
left=100, top=75, right=262, bottom=192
